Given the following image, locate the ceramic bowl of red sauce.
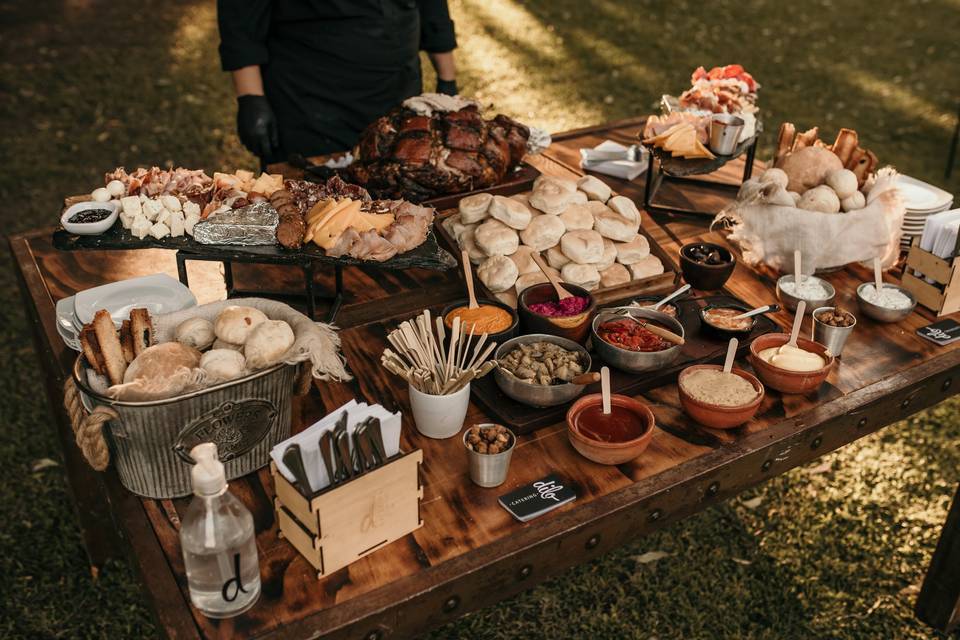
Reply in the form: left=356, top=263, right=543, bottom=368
left=518, top=283, right=597, bottom=344
left=566, top=393, right=655, bottom=465
left=592, top=307, right=684, bottom=373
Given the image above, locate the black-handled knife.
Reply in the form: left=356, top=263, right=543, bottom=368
left=318, top=431, right=336, bottom=488
left=355, top=423, right=377, bottom=471
left=367, top=417, right=387, bottom=465
left=282, top=444, right=311, bottom=495
left=334, top=429, right=353, bottom=480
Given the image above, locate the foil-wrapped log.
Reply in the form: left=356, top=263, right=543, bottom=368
left=192, top=202, right=278, bottom=245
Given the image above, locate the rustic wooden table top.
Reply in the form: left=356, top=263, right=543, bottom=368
left=10, top=118, right=960, bottom=639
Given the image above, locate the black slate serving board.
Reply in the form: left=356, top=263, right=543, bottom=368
left=470, top=294, right=779, bottom=434
left=646, top=132, right=758, bottom=178
left=51, top=225, right=457, bottom=271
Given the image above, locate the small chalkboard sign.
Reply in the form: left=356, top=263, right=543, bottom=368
left=917, top=318, right=960, bottom=346
left=498, top=475, right=577, bottom=523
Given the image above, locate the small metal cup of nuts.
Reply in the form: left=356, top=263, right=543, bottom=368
left=463, top=423, right=516, bottom=488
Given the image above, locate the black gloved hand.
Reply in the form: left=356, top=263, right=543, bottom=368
left=436, top=78, right=458, bottom=96
left=236, top=95, right=280, bottom=160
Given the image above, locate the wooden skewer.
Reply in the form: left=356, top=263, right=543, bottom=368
left=531, top=251, right=573, bottom=300
left=600, top=366, right=611, bottom=415
left=462, top=250, right=480, bottom=310
left=787, top=300, right=806, bottom=349
left=723, top=338, right=738, bottom=373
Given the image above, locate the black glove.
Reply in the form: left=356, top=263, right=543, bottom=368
left=436, top=78, right=458, bottom=96
left=236, top=95, right=280, bottom=160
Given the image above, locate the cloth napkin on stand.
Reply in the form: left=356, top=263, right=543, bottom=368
left=579, top=140, right=649, bottom=181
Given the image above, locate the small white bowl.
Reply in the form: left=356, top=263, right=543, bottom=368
left=61, top=200, right=120, bottom=235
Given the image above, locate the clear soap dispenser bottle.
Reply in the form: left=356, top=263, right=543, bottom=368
left=180, top=442, right=261, bottom=618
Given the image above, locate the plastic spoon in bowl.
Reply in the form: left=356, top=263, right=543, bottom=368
left=531, top=251, right=573, bottom=301
left=600, top=366, right=611, bottom=415
left=794, top=249, right=802, bottom=287
left=786, top=300, right=806, bottom=349
left=461, top=249, right=479, bottom=310
left=723, top=337, right=739, bottom=373
left=651, top=283, right=691, bottom=310
left=873, top=256, right=884, bottom=294
left=731, top=303, right=781, bottom=320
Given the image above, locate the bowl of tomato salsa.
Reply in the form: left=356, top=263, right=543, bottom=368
left=592, top=307, right=685, bottom=373
left=566, top=393, right=655, bottom=465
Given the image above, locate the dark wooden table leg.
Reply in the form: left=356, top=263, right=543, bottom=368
left=917, top=482, right=960, bottom=633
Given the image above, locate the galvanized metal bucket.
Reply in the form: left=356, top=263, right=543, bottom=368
left=71, top=357, right=297, bottom=499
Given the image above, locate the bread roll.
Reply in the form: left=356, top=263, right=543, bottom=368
left=607, top=196, right=641, bottom=223
left=111, top=342, right=203, bottom=400
left=577, top=175, right=612, bottom=202
left=594, top=209, right=640, bottom=242
left=477, top=255, right=519, bottom=293
left=200, top=349, right=246, bottom=383
left=489, top=195, right=533, bottom=230
left=841, top=190, right=866, bottom=212
left=824, top=169, right=858, bottom=199
left=561, top=263, right=600, bottom=291
left=529, top=181, right=575, bottom=215
left=509, top=245, right=540, bottom=275
left=600, top=263, right=631, bottom=288
left=533, top=175, right=578, bottom=194
left=175, top=317, right=216, bottom=351
left=460, top=227, right=487, bottom=264
left=626, top=255, right=665, bottom=280
left=560, top=229, right=604, bottom=264
left=520, top=214, right=565, bottom=250
left=474, top=219, right=519, bottom=256
left=798, top=185, right=841, bottom=213
left=493, top=289, right=518, bottom=308
left=559, top=203, right=594, bottom=231
left=546, top=244, right=571, bottom=269
left=615, top=235, right=650, bottom=264
left=568, top=190, right=588, bottom=204
left=442, top=213, right=475, bottom=243
left=760, top=167, right=789, bottom=189
left=244, top=320, right=295, bottom=370
left=214, top=306, right=269, bottom=345
left=212, top=338, right=244, bottom=352
left=591, top=238, right=617, bottom=270
left=515, top=271, right=551, bottom=293
left=459, top=192, right=493, bottom=224
left=585, top=201, right=609, bottom=216
left=780, top=146, right=844, bottom=193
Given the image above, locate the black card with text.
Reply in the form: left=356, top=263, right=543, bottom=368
left=498, top=474, right=577, bottom=522
left=917, top=318, right=960, bottom=346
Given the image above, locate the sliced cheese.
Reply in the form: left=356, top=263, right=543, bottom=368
left=313, top=200, right=364, bottom=249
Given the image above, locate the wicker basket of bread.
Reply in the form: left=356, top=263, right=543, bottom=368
left=63, top=298, right=350, bottom=499
left=714, top=123, right=906, bottom=273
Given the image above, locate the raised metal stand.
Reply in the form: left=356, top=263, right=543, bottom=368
left=175, top=252, right=343, bottom=322
left=643, top=136, right=758, bottom=217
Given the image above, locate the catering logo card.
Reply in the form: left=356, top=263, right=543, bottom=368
left=917, top=318, right=960, bottom=346
left=498, top=474, right=577, bottom=522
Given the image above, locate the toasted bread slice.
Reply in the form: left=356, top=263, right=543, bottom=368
left=79, top=325, right=106, bottom=376
left=129, top=308, right=153, bottom=357
left=92, top=310, right=126, bottom=385
left=832, top=128, right=859, bottom=167
left=774, top=122, right=796, bottom=168
left=119, top=320, right=135, bottom=363
left=791, top=127, right=819, bottom=151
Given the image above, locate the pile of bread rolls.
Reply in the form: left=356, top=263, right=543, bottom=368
left=442, top=175, right=664, bottom=302
left=746, top=123, right=877, bottom=214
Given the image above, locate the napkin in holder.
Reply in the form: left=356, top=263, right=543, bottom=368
left=579, top=140, right=649, bottom=181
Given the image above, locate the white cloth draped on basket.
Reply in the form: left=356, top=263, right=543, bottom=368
left=713, top=167, right=906, bottom=273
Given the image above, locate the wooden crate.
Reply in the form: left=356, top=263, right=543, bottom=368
left=901, top=238, right=960, bottom=317
left=271, top=450, right=423, bottom=579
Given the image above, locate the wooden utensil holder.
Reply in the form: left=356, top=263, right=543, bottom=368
left=271, top=449, right=423, bottom=579
left=901, top=238, right=960, bottom=316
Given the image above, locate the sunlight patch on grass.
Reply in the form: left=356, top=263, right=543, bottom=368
left=169, top=3, right=218, bottom=69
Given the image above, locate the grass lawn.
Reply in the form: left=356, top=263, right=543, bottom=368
left=2, top=0, right=959, bottom=638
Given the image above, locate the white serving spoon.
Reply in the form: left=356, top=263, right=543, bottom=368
left=600, top=366, right=611, bottom=415
left=650, top=283, right=691, bottom=310
left=731, top=303, right=780, bottom=320
left=723, top=337, right=739, bottom=373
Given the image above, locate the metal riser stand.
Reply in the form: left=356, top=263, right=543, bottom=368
left=175, top=252, right=343, bottom=322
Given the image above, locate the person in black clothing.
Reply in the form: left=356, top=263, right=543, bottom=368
left=217, top=0, right=458, bottom=165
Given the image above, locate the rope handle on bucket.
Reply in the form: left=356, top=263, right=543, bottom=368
left=63, top=377, right=115, bottom=472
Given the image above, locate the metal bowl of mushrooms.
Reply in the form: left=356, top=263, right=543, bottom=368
left=494, top=334, right=596, bottom=408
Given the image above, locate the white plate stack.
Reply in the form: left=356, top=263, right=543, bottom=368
left=55, top=273, right=196, bottom=351
left=898, top=175, right=954, bottom=251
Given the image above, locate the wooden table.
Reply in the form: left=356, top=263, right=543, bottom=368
left=10, top=119, right=960, bottom=638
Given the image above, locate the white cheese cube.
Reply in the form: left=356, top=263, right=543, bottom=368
left=119, top=211, right=134, bottom=229
left=156, top=207, right=171, bottom=226
left=131, top=214, right=151, bottom=240
left=160, top=195, right=182, bottom=211
left=184, top=213, right=200, bottom=236
left=182, top=201, right=200, bottom=218
left=149, top=222, right=170, bottom=240
left=168, top=211, right=185, bottom=237
left=120, top=195, right=142, bottom=218
left=142, top=198, right=164, bottom=222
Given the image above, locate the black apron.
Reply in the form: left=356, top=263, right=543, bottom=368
left=262, top=0, right=423, bottom=163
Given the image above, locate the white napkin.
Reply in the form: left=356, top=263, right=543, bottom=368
left=579, top=140, right=648, bottom=180
left=270, top=399, right=402, bottom=493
